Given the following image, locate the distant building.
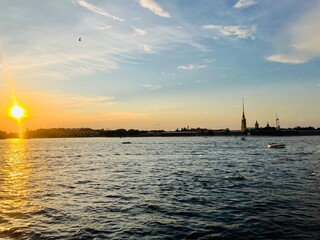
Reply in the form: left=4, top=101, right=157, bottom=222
left=241, top=99, right=247, bottom=132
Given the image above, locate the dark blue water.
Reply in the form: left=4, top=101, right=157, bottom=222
left=1, top=136, right=320, bottom=239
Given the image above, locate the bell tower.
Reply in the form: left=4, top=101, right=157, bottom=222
left=241, top=98, right=247, bottom=132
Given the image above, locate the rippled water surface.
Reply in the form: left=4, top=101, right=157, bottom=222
left=1, top=136, right=320, bottom=239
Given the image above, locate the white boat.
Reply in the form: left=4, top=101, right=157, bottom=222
left=268, top=143, right=285, bottom=148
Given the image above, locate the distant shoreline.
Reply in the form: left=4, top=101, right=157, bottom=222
left=1, top=127, right=319, bottom=139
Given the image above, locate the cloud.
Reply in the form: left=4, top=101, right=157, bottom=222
left=18, top=91, right=147, bottom=129
left=142, top=84, right=163, bottom=91
left=178, top=59, right=215, bottom=71
left=75, top=0, right=124, bottom=21
left=265, top=2, right=320, bottom=64
left=142, top=81, right=183, bottom=91
left=96, top=25, right=112, bottom=30
left=142, top=44, right=152, bottom=52
left=233, top=0, right=257, bottom=9
left=132, top=26, right=147, bottom=36
left=161, top=71, right=175, bottom=77
left=265, top=54, right=307, bottom=64
left=1, top=21, right=200, bottom=84
left=203, top=24, right=256, bottom=39
left=194, top=80, right=208, bottom=84
left=138, top=0, right=171, bottom=18
left=178, top=64, right=206, bottom=70
left=22, top=91, right=115, bottom=115
left=203, top=59, right=216, bottom=64
left=0, top=1, right=204, bottom=88
left=54, top=95, right=115, bottom=114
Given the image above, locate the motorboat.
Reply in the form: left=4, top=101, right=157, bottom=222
left=268, top=143, right=285, bottom=148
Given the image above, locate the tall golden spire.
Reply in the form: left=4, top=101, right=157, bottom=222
left=241, top=98, right=247, bottom=132
left=242, top=98, right=245, bottom=117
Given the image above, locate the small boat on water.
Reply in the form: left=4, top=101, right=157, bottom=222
left=268, top=143, right=285, bottom=148
left=122, top=141, right=132, bottom=144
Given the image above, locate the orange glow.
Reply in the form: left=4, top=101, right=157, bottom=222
left=7, top=102, right=27, bottom=138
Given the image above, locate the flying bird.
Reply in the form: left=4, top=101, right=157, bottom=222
left=79, top=37, right=81, bottom=41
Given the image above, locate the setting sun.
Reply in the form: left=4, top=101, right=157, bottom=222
left=10, top=104, right=25, bottom=120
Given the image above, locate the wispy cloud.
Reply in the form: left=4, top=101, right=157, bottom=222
left=203, top=59, right=216, bottom=64
left=18, top=91, right=147, bottom=129
left=54, top=95, right=115, bottom=114
left=23, top=91, right=115, bottom=115
left=161, top=71, right=175, bottom=77
left=265, top=54, right=307, bottom=64
left=0, top=1, right=203, bottom=89
left=1, top=20, right=200, bottom=85
left=265, top=2, right=320, bottom=64
left=142, top=84, right=163, bottom=91
left=132, top=26, right=147, bottom=36
left=142, top=81, right=183, bottom=91
left=178, top=59, right=215, bottom=71
left=142, top=44, right=152, bottom=52
left=203, top=24, right=256, bottom=39
left=178, top=64, right=206, bottom=70
left=233, top=0, right=257, bottom=9
left=75, top=0, right=124, bottom=21
left=138, top=0, right=171, bottom=18
left=194, top=80, right=208, bottom=84
left=96, top=25, right=112, bottom=30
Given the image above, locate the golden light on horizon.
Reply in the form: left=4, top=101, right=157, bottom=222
left=8, top=103, right=26, bottom=138
left=10, top=104, right=25, bottom=120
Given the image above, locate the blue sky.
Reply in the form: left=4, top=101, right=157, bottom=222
left=0, top=0, right=319, bottom=131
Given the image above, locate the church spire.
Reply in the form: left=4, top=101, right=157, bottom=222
left=242, top=98, right=245, bottom=117
left=241, top=98, right=247, bottom=132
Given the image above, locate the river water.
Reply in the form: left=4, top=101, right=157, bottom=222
left=0, top=136, right=319, bottom=239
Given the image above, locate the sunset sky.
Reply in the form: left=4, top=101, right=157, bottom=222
left=0, top=0, right=319, bottom=132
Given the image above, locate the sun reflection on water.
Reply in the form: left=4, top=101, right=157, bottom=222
left=0, top=139, right=36, bottom=235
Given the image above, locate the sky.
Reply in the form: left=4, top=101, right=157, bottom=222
left=0, top=0, right=319, bottom=132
